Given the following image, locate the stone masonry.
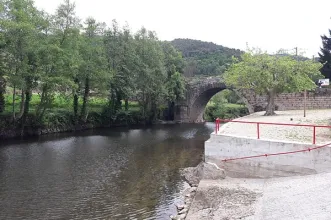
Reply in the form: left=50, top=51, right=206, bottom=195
left=246, top=88, right=331, bottom=112
left=174, top=76, right=331, bottom=123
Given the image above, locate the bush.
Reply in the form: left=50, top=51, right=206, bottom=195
left=204, top=103, right=248, bottom=121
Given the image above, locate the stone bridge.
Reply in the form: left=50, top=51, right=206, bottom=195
left=174, top=76, right=331, bottom=123
left=174, top=76, right=232, bottom=123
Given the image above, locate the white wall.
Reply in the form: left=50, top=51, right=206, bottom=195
left=205, top=134, right=331, bottom=178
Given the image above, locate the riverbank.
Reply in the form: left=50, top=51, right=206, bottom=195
left=0, top=110, right=183, bottom=140
left=184, top=110, right=331, bottom=219
left=0, top=117, right=182, bottom=140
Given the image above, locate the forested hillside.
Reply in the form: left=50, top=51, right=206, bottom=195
left=170, top=39, right=243, bottom=76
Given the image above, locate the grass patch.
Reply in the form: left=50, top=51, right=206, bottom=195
left=2, top=93, right=139, bottom=116
left=204, top=103, right=249, bottom=121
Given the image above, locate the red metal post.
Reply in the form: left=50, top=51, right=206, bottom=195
left=257, top=123, right=260, bottom=139
left=215, top=121, right=218, bottom=134
left=215, top=118, right=220, bottom=134
left=313, top=126, right=316, bottom=144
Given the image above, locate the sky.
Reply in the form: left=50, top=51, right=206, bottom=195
left=33, top=0, right=331, bottom=57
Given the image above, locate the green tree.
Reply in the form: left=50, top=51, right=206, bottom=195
left=105, top=21, right=137, bottom=114
left=120, top=23, right=137, bottom=111
left=162, top=42, right=185, bottom=120
left=103, top=20, right=123, bottom=116
left=0, top=0, right=42, bottom=123
left=224, top=49, right=322, bottom=116
left=79, top=17, right=107, bottom=121
left=319, top=29, right=331, bottom=79
left=53, top=0, right=81, bottom=120
left=134, top=27, right=166, bottom=121
left=0, top=26, right=7, bottom=113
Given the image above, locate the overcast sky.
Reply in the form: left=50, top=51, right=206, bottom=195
left=34, top=0, right=331, bottom=57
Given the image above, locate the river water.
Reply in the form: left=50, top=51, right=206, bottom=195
left=0, top=123, right=214, bottom=220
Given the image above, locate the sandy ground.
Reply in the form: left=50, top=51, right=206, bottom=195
left=187, top=173, right=331, bottom=220
left=219, top=110, right=331, bottom=144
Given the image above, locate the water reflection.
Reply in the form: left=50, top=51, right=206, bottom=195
left=0, top=123, right=214, bottom=220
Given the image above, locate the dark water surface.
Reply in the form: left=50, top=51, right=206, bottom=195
left=0, top=123, right=214, bottom=220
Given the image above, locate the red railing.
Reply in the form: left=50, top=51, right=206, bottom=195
left=215, top=118, right=331, bottom=145
left=221, top=142, right=331, bottom=162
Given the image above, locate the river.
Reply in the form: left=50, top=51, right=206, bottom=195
left=0, top=123, right=214, bottom=220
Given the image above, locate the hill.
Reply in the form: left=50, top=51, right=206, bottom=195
left=170, top=39, right=243, bottom=77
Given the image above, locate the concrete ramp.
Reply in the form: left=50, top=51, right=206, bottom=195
left=187, top=173, right=331, bottom=219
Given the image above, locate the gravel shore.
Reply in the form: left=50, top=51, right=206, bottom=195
left=220, top=110, right=331, bottom=144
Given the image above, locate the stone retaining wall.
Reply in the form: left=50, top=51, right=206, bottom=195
left=242, top=88, right=331, bottom=112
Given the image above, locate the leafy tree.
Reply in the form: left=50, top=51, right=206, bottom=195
left=0, top=27, right=7, bottom=113
left=162, top=42, right=185, bottom=120
left=53, top=0, right=81, bottom=120
left=224, top=49, right=322, bottom=116
left=0, top=0, right=42, bottom=123
left=134, top=28, right=166, bottom=121
left=103, top=20, right=123, bottom=116
left=79, top=17, right=107, bottom=121
left=319, top=29, right=331, bottom=79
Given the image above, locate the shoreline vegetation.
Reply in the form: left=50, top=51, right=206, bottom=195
left=0, top=0, right=247, bottom=140
left=0, top=89, right=247, bottom=139
left=0, top=0, right=188, bottom=138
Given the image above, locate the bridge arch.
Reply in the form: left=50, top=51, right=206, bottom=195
left=174, top=77, right=253, bottom=123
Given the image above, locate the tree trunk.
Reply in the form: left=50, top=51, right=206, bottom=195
left=73, top=78, right=80, bottom=122
left=23, top=90, right=31, bottom=119
left=36, top=84, right=49, bottom=121
left=125, top=99, right=129, bottom=111
left=116, top=93, right=122, bottom=111
left=167, top=101, right=175, bottom=121
left=0, top=76, right=5, bottom=113
left=73, top=93, right=79, bottom=120
left=12, top=86, right=16, bottom=120
left=149, top=96, right=157, bottom=123
left=81, top=76, right=90, bottom=122
left=18, top=89, right=25, bottom=118
left=265, top=90, right=276, bottom=116
left=21, top=89, right=32, bottom=136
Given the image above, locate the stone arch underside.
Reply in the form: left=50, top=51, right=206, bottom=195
left=174, top=77, right=256, bottom=123
left=189, top=87, right=225, bottom=122
left=175, top=77, right=228, bottom=122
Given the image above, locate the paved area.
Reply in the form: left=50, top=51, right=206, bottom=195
left=186, top=173, right=331, bottom=220
left=219, top=110, right=331, bottom=144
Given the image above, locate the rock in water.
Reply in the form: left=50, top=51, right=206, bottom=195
left=175, top=204, right=185, bottom=211
left=190, top=187, right=197, bottom=193
left=178, top=208, right=188, bottom=215
left=178, top=213, right=187, bottom=219
left=180, top=162, right=204, bottom=186
left=170, top=215, right=178, bottom=220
